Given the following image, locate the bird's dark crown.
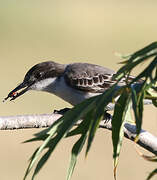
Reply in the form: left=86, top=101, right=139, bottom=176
left=24, top=61, right=65, bottom=84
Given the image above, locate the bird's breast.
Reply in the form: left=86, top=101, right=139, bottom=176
left=47, top=77, right=100, bottom=105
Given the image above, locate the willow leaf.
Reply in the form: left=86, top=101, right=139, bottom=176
left=112, top=89, right=131, bottom=179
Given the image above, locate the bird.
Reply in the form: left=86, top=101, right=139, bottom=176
left=3, top=61, right=152, bottom=110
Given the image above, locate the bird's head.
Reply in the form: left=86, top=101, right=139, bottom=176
left=3, top=61, right=65, bottom=102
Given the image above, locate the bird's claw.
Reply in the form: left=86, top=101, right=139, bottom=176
left=53, top=108, right=71, bottom=115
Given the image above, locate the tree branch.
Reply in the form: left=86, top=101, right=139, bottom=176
left=0, top=112, right=157, bottom=155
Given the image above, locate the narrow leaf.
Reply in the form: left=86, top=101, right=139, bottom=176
left=67, top=134, right=87, bottom=180
left=147, top=168, right=157, bottom=180
left=113, top=42, right=157, bottom=81
left=129, top=42, right=157, bottom=61
left=23, top=134, right=49, bottom=143
left=32, top=148, right=52, bottom=180
left=67, top=110, right=92, bottom=180
left=24, top=131, right=55, bottom=180
left=66, top=113, right=92, bottom=137
left=23, top=148, right=39, bottom=180
left=131, top=82, right=146, bottom=137
left=130, top=56, right=157, bottom=84
left=85, top=97, right=105, bottom=156
left=112, top=89, right=131, bottom=179
left=85, top=83, right=119, bottom=156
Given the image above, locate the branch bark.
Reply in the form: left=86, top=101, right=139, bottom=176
left=0, top=112, right=157, bottom=155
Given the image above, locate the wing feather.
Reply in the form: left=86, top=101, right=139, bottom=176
left=64, top=63, right=116, bottom=93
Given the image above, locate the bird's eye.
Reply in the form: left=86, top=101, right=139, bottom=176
left=35, top=72, right=43, bottom=79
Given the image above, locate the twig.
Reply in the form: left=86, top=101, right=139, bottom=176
left=100, top=120, right=157, bottom=155
left=0, top=112, right=157, bottom=155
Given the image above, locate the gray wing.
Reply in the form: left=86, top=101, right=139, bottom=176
left=64, top=63, right=117, bottom=93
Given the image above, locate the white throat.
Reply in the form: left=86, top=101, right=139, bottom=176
left=30, top=77, right=57, bottom=91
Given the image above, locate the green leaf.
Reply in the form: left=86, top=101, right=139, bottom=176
left=130, top=56, right=157, bottom=84
left=85, top=112, right=104, bottom=157
left=29, top=137, right=60, bottom=179
left=114, top=53, right=156, bottom=81
left=129, top=41, right=157, bottom=61
left=146, top=81, right=157, bottom=104
left=86, top=83, right=119, bottom=156
left=32, top=148, right=52, bottom=180
left=23, top=134, right=49, bottom=143
left=112, top=88, right=131, bottom=179
left=67, top=135, right=87, bottom=180
left=113, top=42, right=157, bottom=81
left=23, top=148, right=39, bottom=180
left=85, top=98, right=105, bottom=156
left=147, top=168, right=157, bottom=180
left=131, top=82, right=146, bottom=137
left=152, top=99, right=157, bottom=107
left=66, top=113, right=92, bottom=137
left=66, top=110, right=93, bottom=180
left=24, top=131, right=55, bottom=180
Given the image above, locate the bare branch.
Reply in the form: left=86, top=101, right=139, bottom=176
left=0, top=114, right=62, bottom=129
left=0, top=112, right=157, bottom=155
left=100, top=120, right=157, bottom=155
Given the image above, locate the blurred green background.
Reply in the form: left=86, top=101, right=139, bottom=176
left=0, top=0, right=157, bottom=179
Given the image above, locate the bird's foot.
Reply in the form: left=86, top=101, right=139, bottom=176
left=103, top=111, right=112, bottom=124
left=53, top=108, right=71, bottom=115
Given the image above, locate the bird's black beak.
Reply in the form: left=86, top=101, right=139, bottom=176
left=3, top=82, right=30, bottom=102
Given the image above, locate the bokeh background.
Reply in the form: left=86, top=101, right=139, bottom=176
left=0, top=0, right=157, bottom=179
